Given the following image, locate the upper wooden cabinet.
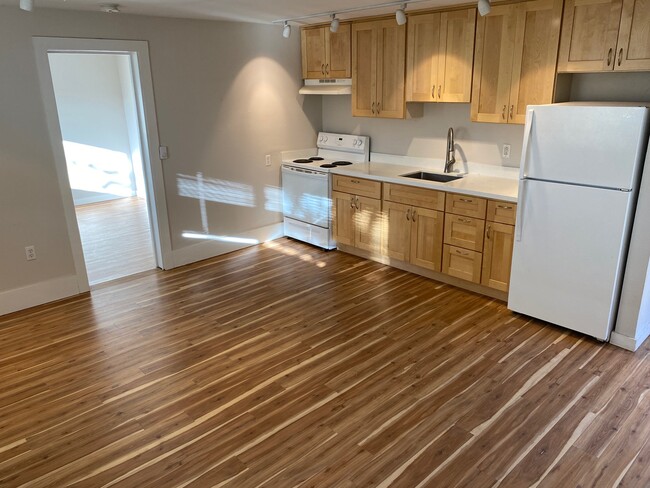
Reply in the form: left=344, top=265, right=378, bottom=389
left=352, top=19, right=407, bottom=118
left=301, top=24, right=351, bottom=79
left=558, top=0, right=650, bottom=72
left=406, top=9, right=477, bottom=103
left=471, top=0, right=563, bottom=124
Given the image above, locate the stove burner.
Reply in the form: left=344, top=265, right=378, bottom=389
left=309, top=157, right=324, bottom=161
left=332, top=161, right=353, bottom=166
left=320, top=164, right=336, bottom=168
left=292, top=159, right=312, bottom=163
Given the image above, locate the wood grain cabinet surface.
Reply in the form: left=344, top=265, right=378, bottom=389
left=301, top=24, right=351, bottom=79
left=406, top=8, right=477, bottom=103
left=471, top=0, right=563, bottom=124
left=352, top=19, right=406, bottom=118
left=558, top=0, right=650, bottom=72
left=332, top=179, right=382, bottom=254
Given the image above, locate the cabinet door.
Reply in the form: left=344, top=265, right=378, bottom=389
left=328, top=23, right=352, bottom=78
left=482, top=222, right=515, bottom=292
left=383, top=201, right=411, bottom=261
left=376, top=20, right=407, bottom=118
left=352, top=22, right=377, bottom=117
left=471, top=5, right=518, bottom=123
left=355, top=196, right=383, bottom=254
left=508, top=0, right=563, bottom=124
left=410, top=207, right=444, bottom=271
left=438, top=9, right=477, bottom=103
left=444, top=214, right=485, bottom=252
left=615, top=0, right=650, bottom=70
left=406, top=13, right=440, bottom=102
left=302, top=27, right=328, bottom=79
left=332, top=191, right=355, bottom=246
left=557, top=0, right=623, bottom=72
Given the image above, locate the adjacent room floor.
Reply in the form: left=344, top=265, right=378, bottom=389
left=75, top=197, right=156, bottom=284
left=0, top=238, right=648, bottom=487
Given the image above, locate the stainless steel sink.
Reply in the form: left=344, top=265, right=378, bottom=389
left=400, top=171, right=463, bottom=183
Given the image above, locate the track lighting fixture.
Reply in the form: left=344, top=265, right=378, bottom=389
left=19, top=0, right=33, bottom=11
left=330, top=14, right=340, bottom=33
left=282, top=21, right=292, bottom=39
left=478, top=0, right=491, bottom=16
left=395, top=4, right=407, bottom=25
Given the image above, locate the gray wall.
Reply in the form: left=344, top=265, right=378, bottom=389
left=0, top=6, right=320, bottom=296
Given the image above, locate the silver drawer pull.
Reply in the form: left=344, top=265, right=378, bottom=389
left=406, top=208, right=411, bottom=221
left=496, top=204, right=513, bottom=210
left=351, top=179, right=361, bottom=184
left=459, top=198, right=473, bottom=203
left=455, top=249, right=469, bottom=256
left=458, top=218, right=472, bottom=223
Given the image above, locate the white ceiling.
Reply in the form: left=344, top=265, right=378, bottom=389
left=0, top=0, right=468, bottom=25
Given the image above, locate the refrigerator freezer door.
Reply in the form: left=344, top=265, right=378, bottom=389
left=509, top=179, right=634, bottom=340
left=522, top=105, right=649, bottom=190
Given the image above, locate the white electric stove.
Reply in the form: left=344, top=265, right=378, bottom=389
left=282, top=132, right=370, bottom=249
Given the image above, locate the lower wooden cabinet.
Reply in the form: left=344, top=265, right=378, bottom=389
left=332, top=190, right=382, bottom=253
left=442, top=244, right=483, bottom=283
left=383, top=201, right=444, bottom=271
left=481, top=222, right=515, bottom=292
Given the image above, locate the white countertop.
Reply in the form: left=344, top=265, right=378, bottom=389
left=331, top=161, right=519, bottom=203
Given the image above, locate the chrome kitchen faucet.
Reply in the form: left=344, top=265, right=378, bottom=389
left=444, top=127, right=456, bottom=173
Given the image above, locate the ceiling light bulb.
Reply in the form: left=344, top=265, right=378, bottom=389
left=478, top=0, right=491, bottom=16
left=330, top=14, right=340, bottom=33
left=19, top=0, right=33, bottom=11
left=395, top=4, right=407, bottom=25
left=282, top=21, right=291, bottom=39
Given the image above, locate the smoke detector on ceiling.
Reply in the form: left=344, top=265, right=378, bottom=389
left=100, top=3, right=120, bottom=13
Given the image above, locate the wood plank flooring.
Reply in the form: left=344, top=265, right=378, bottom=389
left=0, top=237, right=648, bottom=487
left=75, top=197, right=156, bottom=285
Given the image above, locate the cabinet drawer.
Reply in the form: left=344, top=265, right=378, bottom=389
left=333, top=175, right=381, bottom=199
left=383, top=183, right=445, bottom=211
left=487, top=200, right=517, bottom=225
left=445, top=193, right=487, bottom=218
left=444, top=214, right=485, bottom=251
left=442, top=244, right=482, bottom=284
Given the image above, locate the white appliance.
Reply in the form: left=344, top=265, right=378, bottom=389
left=282, top=132, right=369, bottom=249
left=509, top=103, right=650, bottom=341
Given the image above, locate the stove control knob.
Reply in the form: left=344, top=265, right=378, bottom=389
left=322, top=136, right=328, bottom=143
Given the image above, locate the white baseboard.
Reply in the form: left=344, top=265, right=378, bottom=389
left=0, top=276, right=81, bottom=317
left=171, top=223, right=284, bottom=268
left=609, top=331, right=640, bottom=351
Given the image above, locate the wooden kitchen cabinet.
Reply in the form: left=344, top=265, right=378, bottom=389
left=558, top=0, right=650, bottom=72
left=383, top=201, right=444, bottom=271
left=444, top=214, right=485, bottom=252
left=471, top=0, right=563, bottom=124
left=442, top=245, right=483, bottom=283
left=301, top=24, right=351, bottom=79
left=406, top=8, right=476, bottom=103
left=332, top=181, right=382, bottom=253
left=482, top=222, right=515, bottom=292
left=352, top=19, right=406, bottom=118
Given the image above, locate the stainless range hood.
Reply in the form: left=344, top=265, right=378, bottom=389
left=299, top=79, right=352, bottom=95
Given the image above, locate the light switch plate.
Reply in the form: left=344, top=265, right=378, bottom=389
left=159, top=145, right=169, bottom=160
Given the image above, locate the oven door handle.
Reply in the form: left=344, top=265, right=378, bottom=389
left=281, top=165, right=328, bottom=178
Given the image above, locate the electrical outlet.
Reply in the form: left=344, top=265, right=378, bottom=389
left=265, top=154, right=272, bottom=166
left=502, top=144, right=511, bottom=159
left=25, top=245, right=36, bottom=261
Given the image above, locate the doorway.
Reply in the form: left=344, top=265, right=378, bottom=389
left=33, top=38, right=173, bottom=292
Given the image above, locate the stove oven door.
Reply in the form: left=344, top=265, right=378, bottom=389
left=281, top=165, right=330, bottom=228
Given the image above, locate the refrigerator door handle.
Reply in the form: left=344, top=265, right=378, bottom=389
left=520, top=108, right=535, bottom=178
left=515, top=178, right=527, bottom=242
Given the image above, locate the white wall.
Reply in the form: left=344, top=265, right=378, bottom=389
left=0, top=6, right=320, bottom=311
left=49, top=52, right=137, bottom=205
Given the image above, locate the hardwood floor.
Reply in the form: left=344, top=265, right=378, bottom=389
left=0, top=238, right=648, bottom=487
left=75, top=197, right=156, bottom=285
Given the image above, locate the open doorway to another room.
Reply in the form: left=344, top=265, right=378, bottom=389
left=48, top=52, right=156, bottom=285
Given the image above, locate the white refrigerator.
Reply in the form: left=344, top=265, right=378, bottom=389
left=508, top=103, right=650, bottom=341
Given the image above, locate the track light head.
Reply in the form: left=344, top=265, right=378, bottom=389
left=330, top=14, right=340, bottom=33
left=282, top=21, right=291, bottom=38
left=19, top=0, right=33, bottom=11
left=478, top=0, right=491, bottom=16
left=395, top=4, right=407, bottom=25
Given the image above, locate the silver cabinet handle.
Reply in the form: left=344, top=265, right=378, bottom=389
left=351, top=179, right=360, bottom=184
left=458, top=218, right=472, bottom=223
left=487, top=225, right=492, bottom=239
left=455, top=249, right=469, bottom=256
left=406, top=208, right=411, bottom=221
left=371, top=102, right=375, bottom=115
left=350, top=196, right=355, bottom=209
left=431, top=85, right=435, bottom=99
left=356, top=196, right=360, bottom=210
left=321, top=64, right=325, bottom=75
left=607, top=48, right=613, bottom=66
left=496, top=204, right=513, bottom=209
left=509, top=105, right=514, bottom=120
left=376, top=102, right=380, bottom=114
left=438, top=85, right=441, bottom=99
left=618, top=48, right=623, bottom=66
left=412, top=209, right=417, bottom=221
left=502, top=105, right=506, bottom=120
left=459, top=198, right=473, bottom=203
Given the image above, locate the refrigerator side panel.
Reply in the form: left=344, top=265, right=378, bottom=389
left=509, top=179, right=634, bottom=340
left=524, top=105, right=649, bottom=190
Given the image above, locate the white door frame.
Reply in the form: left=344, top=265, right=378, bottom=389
left=33, top=37, right=173, bottom=292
